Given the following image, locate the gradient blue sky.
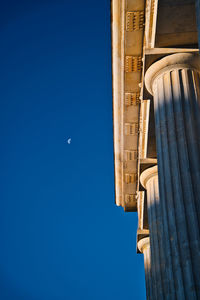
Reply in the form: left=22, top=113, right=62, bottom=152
left=0, top=1, right=145, bottom=299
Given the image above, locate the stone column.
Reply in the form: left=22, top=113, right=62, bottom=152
left=137, top=237, right=152, bottom=300
left=145, top=53, right=200, bottom=299
left=140, top=166, right=170, bottom=300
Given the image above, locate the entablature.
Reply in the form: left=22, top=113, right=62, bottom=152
left=112, top=0, right=199, bottom=213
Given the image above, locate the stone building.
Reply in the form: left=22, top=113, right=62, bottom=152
left=111, top=0, right=200, bottom=298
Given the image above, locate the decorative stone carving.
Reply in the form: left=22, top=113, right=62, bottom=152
left=124, top=150, right=138, bottom=161
left=126, top=11, right=144, bottom=32
left=125, top=122, right=139, bottom=135
left=125, top=194, right=136, bottom=205
left=125, top=173, right=137, bottom=184
left=125, top=56, right=142, bottom=72
left=125, top=92, right=140, bottom=106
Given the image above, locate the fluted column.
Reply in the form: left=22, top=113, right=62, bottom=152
left=140, top=166, right=171, bottom=300
left=145, top=53, right=200, bottom=299
left=138, top=237, right=152, bottom=300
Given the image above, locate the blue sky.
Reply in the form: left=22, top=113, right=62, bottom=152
left=0, top=1, right=145, bottom=299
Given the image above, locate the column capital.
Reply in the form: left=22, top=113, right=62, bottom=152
left=145, top=53, right=200, bottom=95
left=137, top=237, right=150, bottom=253
left=140, top=165, right=158, bottom=189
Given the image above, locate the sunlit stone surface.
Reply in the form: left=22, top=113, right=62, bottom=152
left=112, top=0, right=200, bottom=298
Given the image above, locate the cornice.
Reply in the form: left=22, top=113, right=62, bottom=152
left=112, top=0, right=125, bottom=208
left=112, top=0, right=145, bottom=211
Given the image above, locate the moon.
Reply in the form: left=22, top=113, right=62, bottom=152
left=67, top=138, right=71, bottom=144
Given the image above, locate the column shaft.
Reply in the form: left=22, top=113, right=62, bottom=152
left=138, top=238, right=153, bottom=300
left=141, top=167, right=175, bottom=300
left=145, top=53, right=200, bottom=299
